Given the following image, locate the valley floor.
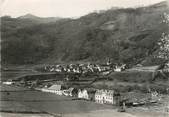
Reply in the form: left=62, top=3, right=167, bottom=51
left=1, top=64, right=169, bottom=117
left=1, top=84, right=169, bottom=117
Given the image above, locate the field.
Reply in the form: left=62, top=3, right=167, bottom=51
left=1, top=83, right=169, bottom=117
left=108, top=71, right=153, bottom=82
left=1, top=65, right=37, bottom=81
left=0, top=84, right=113, bottom=115
left=0, top=112, right=53, bottom=117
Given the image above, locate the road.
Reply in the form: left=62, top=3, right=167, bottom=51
left=127, top=66, right=159, bottom=72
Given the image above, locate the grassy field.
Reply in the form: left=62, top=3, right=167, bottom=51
left=0, top=84, right=113, bottom=115
left=0, top=101, right=43, bottom=113
left=90, top=79, right=169, bottom=94
left=0, top=112, right=53, bottom=117
left=1, top=83, right=169, bottom=117
left=1, top=64, right=37, bottom=81
left=108, top=71, right=153, bottom=83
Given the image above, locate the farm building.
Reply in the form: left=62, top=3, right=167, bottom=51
left=41, top=84, right=62, bottom=95
left=95, top=89, right=121, bottom=105
left=78, top=89, right=89, bottom=99
left=2, top=81, right=13, bottom=85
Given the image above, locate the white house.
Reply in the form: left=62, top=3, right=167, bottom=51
left=78, top=89, right=89, bottom=99
left=105, top=90, right=114, bottom=104
left=95, top=89, right=115, bottom=104
left=114, top=66, right=122, bottom=72
left=2, top=81, right=13, bottom=85
left=114, top=64, right=126, bottom=72
left=95, top=90, right=106, bottom=104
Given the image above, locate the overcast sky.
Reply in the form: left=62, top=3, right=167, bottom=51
left=1, top=0, right=166, bottom=18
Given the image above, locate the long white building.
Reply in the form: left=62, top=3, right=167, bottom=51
left=41, top=84, right=63, bottom=95
left=95, top=89, right=120, bottom=105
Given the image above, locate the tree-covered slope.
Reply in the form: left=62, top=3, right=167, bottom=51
left=1, top=1, right=169, bottom=65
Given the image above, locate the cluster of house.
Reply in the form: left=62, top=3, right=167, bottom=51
left=35, top=84, right=121, bottom=106
left=43, top=63, right=110, bottom=73
left=41, top=62, right=127, bottom=74
left=163, top=61, right=169, bottom=72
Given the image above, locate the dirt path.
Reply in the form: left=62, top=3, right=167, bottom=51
left=128, top=66, right=159, bottom=72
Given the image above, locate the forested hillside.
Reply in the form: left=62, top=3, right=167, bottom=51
left=1, top=1, right=169, bottom=65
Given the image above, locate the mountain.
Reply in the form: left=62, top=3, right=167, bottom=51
left=18, top=13, right=39, bottom=19
left=1, top=14, right=62, bottom=36
left=18, top=13, right=61, bottom=23
left=1, top=1, right=169, bottom=65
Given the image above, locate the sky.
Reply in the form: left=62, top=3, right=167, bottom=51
left=0, top=0, right=166, bottom=18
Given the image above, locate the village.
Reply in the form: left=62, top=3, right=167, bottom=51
left=2, top=61, right=169, bottom=113
left=37, top=61, right=128, bottom=74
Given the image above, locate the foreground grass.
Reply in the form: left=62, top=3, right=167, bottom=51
left=0, top=84, right=113, bottom=115
left=0, top=112, right=53, bottom=117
